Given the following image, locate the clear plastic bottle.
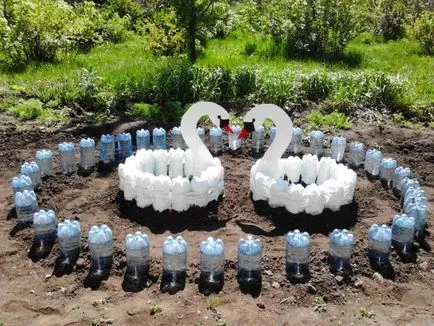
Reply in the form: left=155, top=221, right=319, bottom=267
left=199, top=237, right=225, bottom=293
left=368, top=224, right=392, bottom=269
left=268, top=126, right=277, bottom=147
left=209, top=127, right=223, bottom=155
left=288, top=127, right=303, bottom=154
left=136, top=129, right=151, bottom=150
left=328, top=229, right=354, bottom=275
left=15, top=190, right=37, bottom=223
left=20, top=161, right=41, bottom=187
left=400, top=178, right=419, bottom=207
left=171, top=127, right=185, bottom=149
left=118, top=133, right=132, bottom=160
left=348, top=142, right=365, bottom=168
left=197, top=127, right=205, bottom=143
left=57, top=219, right=81, bottom=267
left=228, top=125, right=242, bottom=150
left=124, top=232, right=150, bottom=287
left=379, top=158, right=397, bottom=187
left=100, top=134, right=115, bottom=164
left=331, top=136, right=346, bottom=162
left=32, top=210, right=57, bottom=256
left=161, top=235, right=188, bottom=293
left=237, top=235, right=262, bottom=284
left=153, top=127, right=167, bottom=150
left=11, top=174, right=33, bottom=194
left=364, top=149, right=382, bottom=177
left=391, top=214, right=415, bottom=255
left=392, top=166, right=411, bottom=193
left=252, top=126, right=265, bottom=154
left=36, top=149, right=53, bottom=177
left=286, top=230, right=310, bottom=281
left=59, top=142, right=76, bottom=174
left=309, top=130, right=324, bottom=157
left=88, top=225, right=113, bottom=275
left=79, top=138, right=96, bottom=171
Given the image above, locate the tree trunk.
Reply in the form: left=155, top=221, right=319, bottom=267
left=187, top=14, right=197, bottom=62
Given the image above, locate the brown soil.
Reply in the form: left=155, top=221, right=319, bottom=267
left=0, top=119, right=433, bottom=326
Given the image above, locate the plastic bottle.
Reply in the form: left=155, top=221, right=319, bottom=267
left=348, top=142, right=365, bottom=168
left=237, top=235, right=262, bottom=284
left=15, top=190, right=37, bottom=223
left=400, top=178, right=419, bottom=207
left=199, top=237, right=225, bottom=292
left=88, top=225, right=113, bottom=275
left=288, top=127, right=302, bottom=154
left=209, top=127, right=223, bottom=155
left=391, top=214, right=415, bottom=255
left=228, top=125, right=241, bottom=150
left=59, top=142, right=76, bottom=174
left=124, top=232, right=150, bottom=286
left=118, top=133, right=132, bottom=160
left=197, top=127, right=205, bottom=143
left=268, top=126, right=277, bottom=147
left=286, top=230, right=310, bottom=281
left=328, top=229, right=354, bottom=275
left=368, top=224, right=392, bottom=269
left=57, top=219, right=81, bottom=266
left=331, top=136, right=346, bottom=162
left=79, top=138, right=96, bottom=171
left=20, top=161, right=41, bottom=187
left=161, top=235, right=188, bottom=293
left=136, top=129, right=150, bottom=150
left=171, top=127, right=185, bottom=149
left=100, top=134, right=115, bottom=164
left=364, top=149, right=382, bottom=177
left=379, top=158, right=397, bottom=187
left=392, top=166, right=411, bottom=193
left=153, top=128, right=167, bottom=150
left=309, top=130, right=324, bottom=157
left=11, top=174, right=33, bottom=194
left=252, top=126, right=265, bottom=154
left=36, top=149, right=53, bottom=177
left=32, top=209, right=57, bottom=254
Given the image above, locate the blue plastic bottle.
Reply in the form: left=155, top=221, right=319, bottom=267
left=237, top=235, right=262, bottom=284
left=286, top=230, right=310, bottom=281
left=118, top=133, right=132, bottom=160
left=331, top=136, right=346, bottom=162
left=379, top=158, right=397, bottom=187
left=11, top=175, right=33, bottom=194
left=209, top=127, right=223, bottom=155
left=348, top=142, right=365, bottom=168
left=58, top=142, right=76, bottom=174
left=268, top=126, right=277, bottom=147
left=228, top=125, right=241, bottom=150
left=153, top=128, right=167, bottom=150
left=199, top=237, right=225, bottom=292
left=364, top=149, right=382, bottom=177
left=57, top=219, right=81, bottom=266
left=197, top=127, right=205, bottom=143
left=36, top=149, right=53, bottom=177
left=161, top=235, right=188, bottom=293
left=288, top=127, right=302, bottom=154
left=309, top=130, right=324, bottom=156
left=124, top=232, right=150, bottom=287
left=391, top=214, right=415, bottom=255
left=20, top=161, right=41, bottom=187
left=100, top=134, right=115, bottom=164
left=88, top=225, right=113, bottom=275
left=15, top=190, right=37, bottom=223
left=136, top=129, right=151, bottom=150
left=79, top=138, right=96, bottom=171
left=328, top=229, right=354, bottom=275
left=252, top=126, right=265, bottom=154
left=171, top=127, right=185, bottom=149
left=392, top=166, right=411, bottom=194
left=32, top=209, right=57, bottom=254
left=368, top=224, right=392, bottom=269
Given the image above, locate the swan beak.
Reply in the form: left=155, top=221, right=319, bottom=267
left=223, top=125, right=234, bottom=134
left=238, top=128, right=250, bottom=140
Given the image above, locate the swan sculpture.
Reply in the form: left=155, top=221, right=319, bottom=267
left=118, top=102, right=233, bottom=212
left=239, top=104, right=357, bottom=215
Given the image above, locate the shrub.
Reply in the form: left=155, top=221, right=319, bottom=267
left=130, top=102, right=163, bottom=120
left=378, top=0, right=406, bottom=40
left=411, top=11, right=434, bottom=55
left=8, top=98, right=43, bottom=120
left=307, top=110, right=352, bottom=130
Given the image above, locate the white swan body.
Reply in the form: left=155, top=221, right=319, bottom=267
left=118, top=101, right=231, bottom=212
left=242, top=104, right=356, bottom=215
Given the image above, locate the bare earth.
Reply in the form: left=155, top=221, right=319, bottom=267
left=0, top=118, right=433, bottom=326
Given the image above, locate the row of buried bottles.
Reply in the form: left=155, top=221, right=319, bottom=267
left=26, top=210, right=426, bottom=292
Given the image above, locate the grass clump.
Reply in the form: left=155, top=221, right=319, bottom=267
left=8, top=99, right=43, bottom=120
left=149, top=304, right=162, bottom=315
left=307, top=110, right=353, bottom=131
left=313, top=297, right=327, bottom=312
left=207, top=297, right=221, bottom=312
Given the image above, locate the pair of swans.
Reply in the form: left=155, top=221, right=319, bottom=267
left=119, top=101, right=356, bottom=214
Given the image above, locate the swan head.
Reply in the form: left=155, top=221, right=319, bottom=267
left=238, top=106, right=265, bottom=139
